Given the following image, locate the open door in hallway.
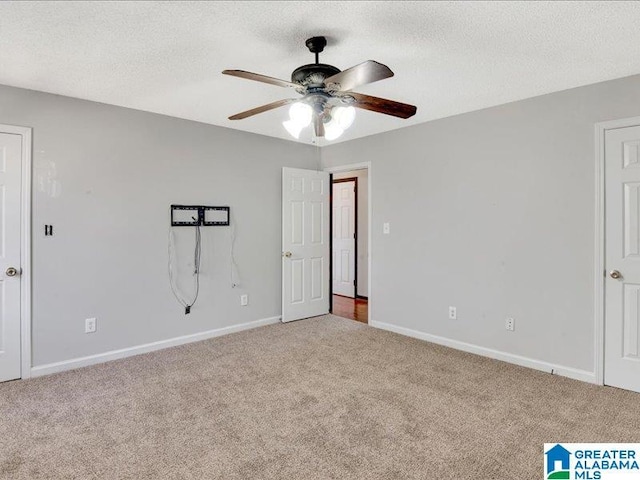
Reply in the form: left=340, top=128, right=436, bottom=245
left=330, top=168, right=369, bottom=324
left=332, top=179, right=356, bottom=298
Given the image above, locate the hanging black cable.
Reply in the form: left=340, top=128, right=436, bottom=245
left=168, top=218, right=201, bottom=315
left=185, top=221, right=201, bottom=314
left=168, top=206, right=230, bottom=314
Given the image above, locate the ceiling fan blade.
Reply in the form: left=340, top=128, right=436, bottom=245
left=228, top=98, right=298, bottom=120
left=347, top=92, right=417, bottom=119
left=324, top=60, right=394, bottom=92
left=314, top=115, right=325, bottom=137
left=222, top=70, right=302, bottom=90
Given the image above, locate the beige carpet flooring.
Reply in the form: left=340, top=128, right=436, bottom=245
left=1, top=315, right=640, bottom=479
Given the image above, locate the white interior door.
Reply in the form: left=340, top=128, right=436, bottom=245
left=605, top=124, right=640, bottom=393
left=0, top=132, right=23, bottom=382
left=282, top=167, right=330, bottom=322
left=332, top=180, right=356, bottom=297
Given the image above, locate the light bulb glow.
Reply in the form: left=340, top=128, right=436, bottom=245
left=283, top=120, right=303, bottom=139
left=288, top=103, right=312, bottom=127
left=333, top=106, right=356, bottom=130
left=324, top=120, right=344, bottom=141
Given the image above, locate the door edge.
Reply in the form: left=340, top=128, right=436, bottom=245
left=595, top=115, right=640, bottom=387
left=0, top=124, right=32, bottom=380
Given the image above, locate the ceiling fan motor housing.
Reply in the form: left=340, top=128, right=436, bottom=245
left=291, top=63, right=341, bottom=87
left=291, top=36, right=341, bottom=88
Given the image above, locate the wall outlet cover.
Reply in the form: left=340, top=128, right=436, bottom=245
left=505, top=318, right=515, bottom=331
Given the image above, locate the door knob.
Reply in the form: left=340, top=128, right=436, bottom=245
left=282, top=251, right=292, bottom=258
left=5, top=267, right=18, bottom=277
left=610, top=270, right=622, bottom=279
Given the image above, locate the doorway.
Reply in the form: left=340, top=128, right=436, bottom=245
left=330, top=167, right=369, bottom=323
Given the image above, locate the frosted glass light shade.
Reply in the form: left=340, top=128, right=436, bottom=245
left=283, top=120, right=303, bottom=139
left=324, top=120, right=344, bottom=141
left=333, top=106, right=355, bottom=129
left=289, top=103, right=312, bottom=127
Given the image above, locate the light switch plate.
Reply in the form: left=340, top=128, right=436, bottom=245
left=383, top=222, right=390, bottom=234
left=85, top=317, right=97, bottom=333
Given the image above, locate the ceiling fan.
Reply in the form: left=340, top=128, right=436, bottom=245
left=222, top=36, right=417, bottom=141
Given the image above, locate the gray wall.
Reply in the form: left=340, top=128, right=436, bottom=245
left=0, top=84, right=318, bottom=367
left=322, top=74, right=640, bottom=374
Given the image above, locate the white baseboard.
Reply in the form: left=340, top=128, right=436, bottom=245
left=31, top=316, right=281, bottom=378
left=370, top=320, right=596, bottom=384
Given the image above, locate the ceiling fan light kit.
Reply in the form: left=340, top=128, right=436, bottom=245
left=323, top=119, right=344, bottom=141
left=288, top=102, right=313, bottom=127
left=333, top=106, right=356, bottom=129
left=222, top=36, right=417, bottom=142
left=282, top=119, right=302, bottom=139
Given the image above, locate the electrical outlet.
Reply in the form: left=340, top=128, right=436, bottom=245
left=383, top=222, right=390, bottom=234
left=240, top=294, right=248, bottom=306
left=448, top=306, right=457, bottom=320
left=85, top=317, right=97, bottom=334
left=505, top=318, right=515, bottom=331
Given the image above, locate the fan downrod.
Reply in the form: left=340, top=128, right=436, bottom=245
left=305, top=36, right=327, bottom=64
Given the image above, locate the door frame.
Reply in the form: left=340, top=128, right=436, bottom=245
left=332, top=177, right=358, bottom=298
left=594, top=115, right=640, bottom=386
left=0, top=124, right=32, bottom=380
left=324, top=161, right=371, bottom=320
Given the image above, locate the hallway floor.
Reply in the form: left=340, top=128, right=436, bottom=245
left=332, top=295, right=368, bottom=323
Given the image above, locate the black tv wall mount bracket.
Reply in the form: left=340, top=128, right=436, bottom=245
left=170, top=205, right=230, bottom=226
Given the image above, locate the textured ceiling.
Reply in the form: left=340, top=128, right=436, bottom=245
left=1, top=1, right=640, bottom=145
